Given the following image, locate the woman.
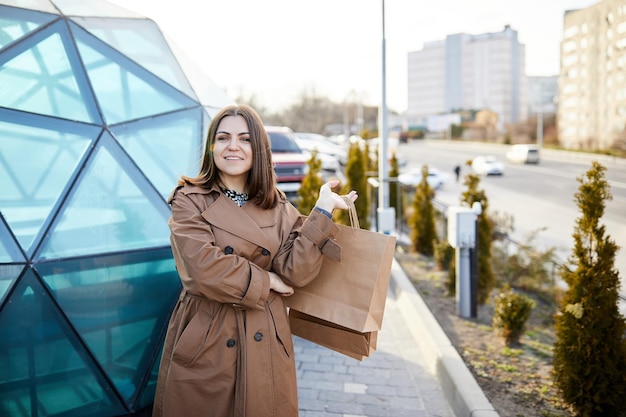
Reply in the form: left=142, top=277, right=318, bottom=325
left=152, top=104, right=357, bottom=417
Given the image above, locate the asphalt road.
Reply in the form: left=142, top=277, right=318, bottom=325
left=395, top=139, right=626, bottom=306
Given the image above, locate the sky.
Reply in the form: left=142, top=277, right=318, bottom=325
left=108, top=0, right=599, bottom=113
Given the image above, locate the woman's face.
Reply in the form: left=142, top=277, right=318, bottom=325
left=213, top=115, right=253, bottom=192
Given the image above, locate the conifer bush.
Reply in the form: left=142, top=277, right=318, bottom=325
left=553, top=161, right=626, bottom=416
left=388, top=153, right=401, bottom=226
left=492, top=286, right=535, bottom=346
left=336, top=142, right=370, bottom=229
left=433, top=239, right=454, bottom=272
left=296, top=151, right=323, bottom=215
left=408, top=164, right=436, bottom=256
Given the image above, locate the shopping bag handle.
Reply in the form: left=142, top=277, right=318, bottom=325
left=342, top=195, right=360, bottom=230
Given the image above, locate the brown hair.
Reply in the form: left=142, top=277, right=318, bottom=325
left=179, top=104, right=281, bottom=209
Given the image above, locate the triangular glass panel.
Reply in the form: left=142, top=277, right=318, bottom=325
left=0, top=20, right=99, bottom=123
left=111, top=108, right=204, bottom=200
left=0, top=5, right=57, bottom=51
left=0, top=114, right=98, bottom=256
left=0, top=1, right=59, bottom=15
left=165, top=32, right=235, bottom=108
left=0, top=269, right=126, bottom=417
left=36, top=133, right=171, bottom=260
left=0, top=213, right=25, bottom=264
left=72, top=22, right=197, bottom=125
left=138, top=343, right=165, bottom=410
left=0, top=264, right=24, bottom=305
left=36, top=248, right=181, bottom=408
left=53, top=0, right=145, bottom=19
left=72, top=16, right=197, bottom=99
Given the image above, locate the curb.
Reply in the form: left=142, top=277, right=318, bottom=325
left=389, top=258, right=500, bottom=417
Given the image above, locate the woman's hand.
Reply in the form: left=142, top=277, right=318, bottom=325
left=269, top=272, right=294, bottom=297
left=315, top=180, right=358, bottom=213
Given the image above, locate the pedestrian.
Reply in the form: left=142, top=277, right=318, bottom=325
left=152, top=104, right=358, bottom=417
left=454, top=164, right=461, bottom=182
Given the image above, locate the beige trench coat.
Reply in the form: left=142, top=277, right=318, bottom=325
left=152, top=184, right=341, bottom=417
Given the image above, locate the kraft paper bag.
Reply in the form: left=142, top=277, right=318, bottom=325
left=286, top=198, right=397, bottom=333
left=289, top=309, right=377, bottom=361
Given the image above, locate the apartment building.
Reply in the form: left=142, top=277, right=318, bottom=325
left=558, top=0, right=626, bottom=150
left=407, top=25, right=527, bottom=132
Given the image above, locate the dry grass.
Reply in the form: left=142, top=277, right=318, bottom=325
left=395, top=248, right=574, bottom=417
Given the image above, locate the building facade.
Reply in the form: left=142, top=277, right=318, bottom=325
left=407, top=25, right=528, bottom=132
left=558, top=0, right=626, bottom=150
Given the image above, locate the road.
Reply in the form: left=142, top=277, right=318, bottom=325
left=395, top=139, right=626, bottom=306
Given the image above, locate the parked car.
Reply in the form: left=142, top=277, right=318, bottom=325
left=398, top=166, right=449, bottom=190
left=295, top=132, right=346, bottom=177
left=295, top=132, right=348, bottom=166
left=506, top=144, right=540, bottom=164
left=265, top=126, right=309, bottom=201
left=471, top=155, right=505, bottom=176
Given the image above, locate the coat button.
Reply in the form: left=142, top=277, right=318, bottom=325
left=254, top=332, right=263, bottom=342
left=224, top=246, right=234, bottom=254
left=226, top=339, right=236, bottom=348
left=261, top=248, right=270, bottom=256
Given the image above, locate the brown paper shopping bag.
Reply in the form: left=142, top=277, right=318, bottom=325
left=286, top=198, right=397, bottom=333
left=289, top=309, right=377, bottom=361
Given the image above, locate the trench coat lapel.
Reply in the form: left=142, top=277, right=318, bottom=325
left=202, top=193, right=278, bottom=253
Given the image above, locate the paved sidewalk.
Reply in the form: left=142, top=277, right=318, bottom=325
left=294, top=284, right=454, bottom=417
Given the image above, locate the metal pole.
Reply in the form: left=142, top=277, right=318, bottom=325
left=379, top=0, right=388, bottom=210
left=377, top=0, right=394, bottom=233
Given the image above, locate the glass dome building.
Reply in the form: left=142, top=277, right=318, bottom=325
left=0, top=1, right=234, bottom=415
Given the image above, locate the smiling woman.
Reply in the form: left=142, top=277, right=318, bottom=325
left=152, top=104, right=358, bottom=417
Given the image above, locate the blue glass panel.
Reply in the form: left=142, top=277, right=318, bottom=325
left=0, top=214, right=25, bottom=263
left=36, top=249, right=181, bottom=407
left=0, top=1, right=59, bottom=14
left=112, top=109, right=203, bottom=200
left=0, top=264, right=23, bottom=304
left=0, top=26, right=93, bottom=122
left=73, top=23, right=196, bottom=125
left=36, top=134, right=171, bottom=259
left=137, top=344, right=164, bottom=410
left=0, top=5, right=56, bottom=50
left=0, top=118, right=96, bottom=254
left=0, top=269, right=126, bottom=417
left=73, top=16, right=196, bottom=99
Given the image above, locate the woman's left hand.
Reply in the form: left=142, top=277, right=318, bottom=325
left=315, top=180, right=358, bottom=213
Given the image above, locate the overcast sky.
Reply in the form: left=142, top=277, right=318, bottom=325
left=109, top=0, right=598, bottom=112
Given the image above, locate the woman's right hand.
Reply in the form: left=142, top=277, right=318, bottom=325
left=315, top=180, right=358, bottom=213
left=269, top=271, right=294, bottom=296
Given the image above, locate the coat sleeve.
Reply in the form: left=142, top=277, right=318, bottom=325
left=168, top=189, right=270, bottom=311
left=271, top=203, right=341, bottom=288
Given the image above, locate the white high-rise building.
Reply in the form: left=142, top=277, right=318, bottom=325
left=407, top=25, right=527, bottom=132
left=558, top=0, right=626, bottom=150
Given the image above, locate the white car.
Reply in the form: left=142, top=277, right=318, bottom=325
left=471, top=155, right=505, bottom=176
left=295, top=132, right=348, bottom=167
left=506, top=144, right=540, bottom=164
left=398, top=166, right=448, bottom=190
